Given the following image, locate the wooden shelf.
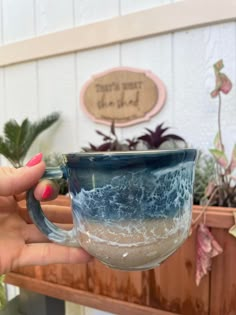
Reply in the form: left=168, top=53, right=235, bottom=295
left=7, top=196, right=236, bottom=314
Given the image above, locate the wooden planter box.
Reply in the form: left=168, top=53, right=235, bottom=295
left=5, top=196, right=236, bottom=315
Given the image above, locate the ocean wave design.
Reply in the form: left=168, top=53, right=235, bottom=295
left=71, top=161, right=194, bottom=221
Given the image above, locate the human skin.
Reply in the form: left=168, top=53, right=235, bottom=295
left=0, top=155, right=92, bottom=274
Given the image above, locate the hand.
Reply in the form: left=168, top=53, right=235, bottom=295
left=0, top=153, right=92, bottom=274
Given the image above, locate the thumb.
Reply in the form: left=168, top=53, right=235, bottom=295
left=0, top=154, right=45, bottom=196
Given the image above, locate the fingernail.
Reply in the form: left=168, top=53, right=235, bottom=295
left=42, top=185, right=54, bottom=200
left=26, top=153, right=43, bottom=167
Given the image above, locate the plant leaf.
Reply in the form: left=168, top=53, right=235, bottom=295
left=17, top=119, right=31, bottom=164
left=21, top=112, right=60, bottom=164
left=89, top=143, right=98, bottom=150
left=138, top=123, right=186, bottom=149
left=144, top=128, right=154, bottom=135
left=209, top=148, right=228, bottom=169
left=96, top=130, right=112, bottom=141
left=110, top=121, right=116, bottom=136
left=0, top=112, right=60, bottom=167
left=205, top=181, right=216, bottom=198
left=126, top=139, right=139, bottom=150
left=138, top=134, right=153, bottom=143
left=161, top=134, right=185, bottom=142
left=196, top=224, right=223, bottom=286
left=98, top=142, right=112, bottom=151
left=229, top=144, right=236, bottom=172
left=210, top=89, right=219, bottom=98
left=213, top=132, right=224, bottom=151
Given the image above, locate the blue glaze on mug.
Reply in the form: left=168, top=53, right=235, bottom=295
left=65, top=150, right=196, bottom=221
left=26, top=148, right=197, bottom=270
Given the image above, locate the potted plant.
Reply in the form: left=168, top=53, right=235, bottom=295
left=204, top=60, right=235, bottom=207
left=82, top=121, right=186, bottom=152
left=0, top=112, right=60, bottom=168
left=191, top=60, right=236, bottom=286
left=194, top=60, right=235, bottom=208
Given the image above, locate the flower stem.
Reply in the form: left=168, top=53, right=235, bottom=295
left=218, top=93, right=223, bottom=150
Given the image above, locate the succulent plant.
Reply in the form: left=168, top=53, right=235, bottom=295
left=138, top=123, right=186, bottom=149
left=83, top=121, right=186, bottom=152
left=82, top=121, right=138, bottom=152
left=193, top=151, right=216, bottom=205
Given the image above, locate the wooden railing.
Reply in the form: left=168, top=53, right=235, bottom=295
left=5, top=196, right=236, bottom=315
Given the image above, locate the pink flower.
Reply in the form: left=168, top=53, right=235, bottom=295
left=211, top=60, right=232, bottom=98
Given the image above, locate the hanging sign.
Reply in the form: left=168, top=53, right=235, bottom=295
left=80, top=67, right=166, bottom=127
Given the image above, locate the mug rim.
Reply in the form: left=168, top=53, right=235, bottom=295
left=65, top=148, right=197, bottom=157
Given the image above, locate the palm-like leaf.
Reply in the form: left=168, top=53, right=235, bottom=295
left=0, top=112, right=60, bottom=167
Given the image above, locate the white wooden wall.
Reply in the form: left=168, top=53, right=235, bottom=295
left=0, top=0, right=235, bottom=164
left=1, top=1, right=236, bottom=314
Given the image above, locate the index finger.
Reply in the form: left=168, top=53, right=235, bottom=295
left=0, top=162, right=45, bottom=196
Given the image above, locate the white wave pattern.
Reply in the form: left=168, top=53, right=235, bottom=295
left=70, top=161, right=194, bottom=247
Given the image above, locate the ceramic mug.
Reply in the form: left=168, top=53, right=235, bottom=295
left=27, top=149, right=197, bottom=271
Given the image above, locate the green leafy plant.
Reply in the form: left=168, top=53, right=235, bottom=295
left=0, top=112, right=60, bottom=168
left=205, top=60, right=236, bottom=207
left=83, top=121, right=186, bottom=152
left=193, top=151, right=216, bottom=205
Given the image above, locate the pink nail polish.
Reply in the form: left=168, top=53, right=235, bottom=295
left=26, top=153, right=43, bottom=167
left=42, top=185, right=54, bottom=200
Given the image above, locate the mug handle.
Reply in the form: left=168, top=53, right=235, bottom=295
left=26, top=167, right=77, bottom=247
